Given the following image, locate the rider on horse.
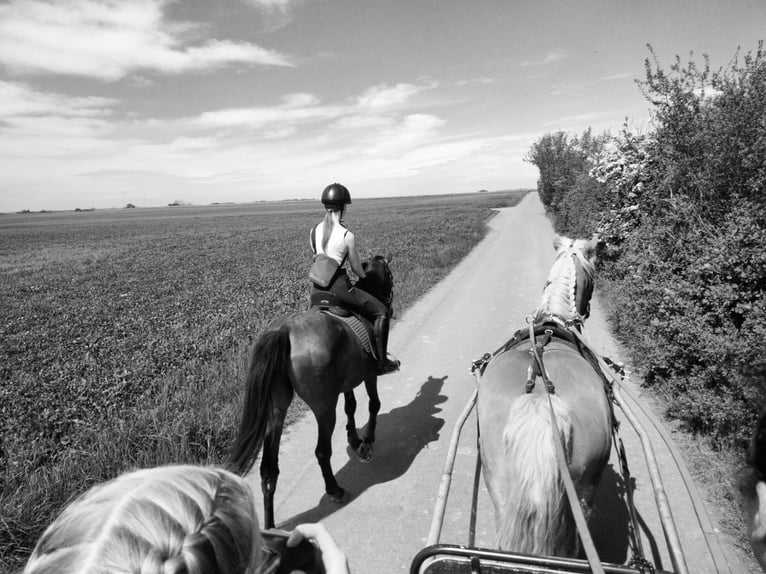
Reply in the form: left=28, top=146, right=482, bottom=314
left=309, top=182, right=400, bottom=375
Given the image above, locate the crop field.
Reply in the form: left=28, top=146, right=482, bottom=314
left=0, top=190, right=526, bottom=570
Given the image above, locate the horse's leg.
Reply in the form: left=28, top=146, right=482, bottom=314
left=314, top=406, right=345, bottom=502
left=356, top=377, right=380, bottom=462
left=344, top=390, right=362, bottom=451
left=259, top=382, right=292, bottom=529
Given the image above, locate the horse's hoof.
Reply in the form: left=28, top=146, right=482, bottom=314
left=356, top=443, right=373, bottom=462
left=328, top=487, right=346, bottom=503
left=347, top=438, right=362, bottom=451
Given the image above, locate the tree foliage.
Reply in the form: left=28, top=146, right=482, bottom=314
left=528, top=43, right=766, bottom=449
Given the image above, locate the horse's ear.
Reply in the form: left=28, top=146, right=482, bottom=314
left=583, top=236, right=599, bottom=261
left=553, top=235, right=569, bottom=251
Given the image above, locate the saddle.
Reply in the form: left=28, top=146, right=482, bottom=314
left=309, top=291, right=377, bottom=358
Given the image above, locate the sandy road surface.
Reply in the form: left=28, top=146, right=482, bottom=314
left=247, top=193, right=749, bottom=574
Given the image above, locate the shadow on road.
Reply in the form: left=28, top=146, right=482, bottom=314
left=278, top=375, right=448, bottom=529
left=590, top=462, right=665, bottom=569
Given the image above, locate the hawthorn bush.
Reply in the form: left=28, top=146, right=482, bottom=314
left=528, top=43, right=766, bottom=450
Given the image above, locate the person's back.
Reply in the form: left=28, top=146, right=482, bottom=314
left=314, top=219, right=349, bottom=266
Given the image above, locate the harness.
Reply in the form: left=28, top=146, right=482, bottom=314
left=471, top=318, right=655, bottom=574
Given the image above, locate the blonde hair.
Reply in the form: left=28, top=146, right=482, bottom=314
left=24, top=465, right=263, bottom=574
left=321, top=204, right=345, bottom=252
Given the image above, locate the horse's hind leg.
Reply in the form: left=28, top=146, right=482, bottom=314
left=260, top=383, right=292, bottom=528
left=314, top=406, right=345, bottom=502
left=344, top=390, right=362, bottom=451
left=357, top=377, right=380, bottom=462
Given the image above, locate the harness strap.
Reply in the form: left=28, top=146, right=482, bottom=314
left=526, top=322, right=554, bottom=393
left=543, top=386, right=605, bottom=574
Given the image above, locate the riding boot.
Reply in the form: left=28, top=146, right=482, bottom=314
left=373, top=315, right=400, bottom=375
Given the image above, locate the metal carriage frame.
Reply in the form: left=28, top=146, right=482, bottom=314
left=410, top=326, right=720, bottom=574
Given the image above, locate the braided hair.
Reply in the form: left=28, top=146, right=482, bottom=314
left=24, top=465, right=263, bottom=574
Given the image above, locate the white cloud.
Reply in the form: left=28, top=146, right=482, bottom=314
left=360, top=114, right=446, bottom=157
left=356, top=82, right=432, bottom=110
left=522, top=50, right=570, bottom=67
left=0, top=0, right=293, bottom=80
left=0, top=77, right=540, bottom=211
left=456, top=77, right=495, bottom=87
left=0, top=81, right=117, bottom=118
left=193, top=94, right=343, bottom=131
left=332, top=115, right=393, bottom=130
left=544, top=111, right=613, bottom=125
left=600, top=72, right=635, bottom=81
left=245, top=0, right=299, bottom=8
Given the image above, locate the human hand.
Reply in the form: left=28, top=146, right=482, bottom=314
left=287, top=523, right=350, bottom=574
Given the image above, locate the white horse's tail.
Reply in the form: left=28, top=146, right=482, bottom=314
left=497, top=393, right=578, bottom=556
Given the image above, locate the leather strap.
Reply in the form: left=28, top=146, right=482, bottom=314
left=544, top=388, right=605, bottom=574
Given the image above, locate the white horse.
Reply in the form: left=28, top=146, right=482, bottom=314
left=477, top=235, right=612, bottom=556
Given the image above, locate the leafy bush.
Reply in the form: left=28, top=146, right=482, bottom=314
left=528, top=42, right=766, bottom=451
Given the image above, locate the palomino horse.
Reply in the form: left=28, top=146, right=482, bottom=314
left=229, top=255, right=394, bottom=528
left=476, top=235, right=613, bottom=557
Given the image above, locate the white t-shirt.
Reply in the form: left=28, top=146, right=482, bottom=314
left=313, top=222, right=350, bottom=265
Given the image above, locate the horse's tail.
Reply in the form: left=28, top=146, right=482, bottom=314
left=497, top=393, right=577, bottom=556
left=228, top=327, right=291, bottom=476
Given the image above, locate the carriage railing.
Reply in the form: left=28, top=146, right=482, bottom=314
left=416, top=335, right=691, bottom=574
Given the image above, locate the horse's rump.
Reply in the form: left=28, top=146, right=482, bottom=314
left=477, top=336, right=612, bottom=556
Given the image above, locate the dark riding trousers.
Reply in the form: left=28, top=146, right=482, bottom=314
left=311, top=269, right=387, bottom=321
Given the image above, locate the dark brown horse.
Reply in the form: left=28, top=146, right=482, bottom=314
left=229, top=255, right=394, bottom=528
left=476, top=235, right=612, bottom=556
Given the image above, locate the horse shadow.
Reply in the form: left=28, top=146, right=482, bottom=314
left=590, top=463, right=665, bottom=570
left=278, top=375, right=448, bottom=529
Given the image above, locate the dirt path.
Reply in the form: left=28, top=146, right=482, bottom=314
left=246, top=193, right=750, bottom=574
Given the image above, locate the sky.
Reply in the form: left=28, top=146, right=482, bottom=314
left=1, top=1, right=765, bottom=212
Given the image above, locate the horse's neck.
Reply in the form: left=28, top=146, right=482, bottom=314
left=535, top=252, right=578, bottom=324
left=357, top=275, right=385, bottom=303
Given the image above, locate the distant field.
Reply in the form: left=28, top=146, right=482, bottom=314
left=0, top=190, right=527, bottom=570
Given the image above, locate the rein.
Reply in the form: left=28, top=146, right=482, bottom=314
left=526, top=318, right=605, bottom=574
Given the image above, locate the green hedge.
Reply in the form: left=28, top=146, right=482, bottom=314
left=527, top=43, right=766, bottom=450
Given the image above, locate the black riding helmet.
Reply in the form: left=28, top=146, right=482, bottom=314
left=321, top=183, right=352, bottom=207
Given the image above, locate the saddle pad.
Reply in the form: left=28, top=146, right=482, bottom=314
left=321, top=311, right=376, bottom=358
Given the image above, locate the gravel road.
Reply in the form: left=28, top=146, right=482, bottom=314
left=247, top=192, right=750, bottom=574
